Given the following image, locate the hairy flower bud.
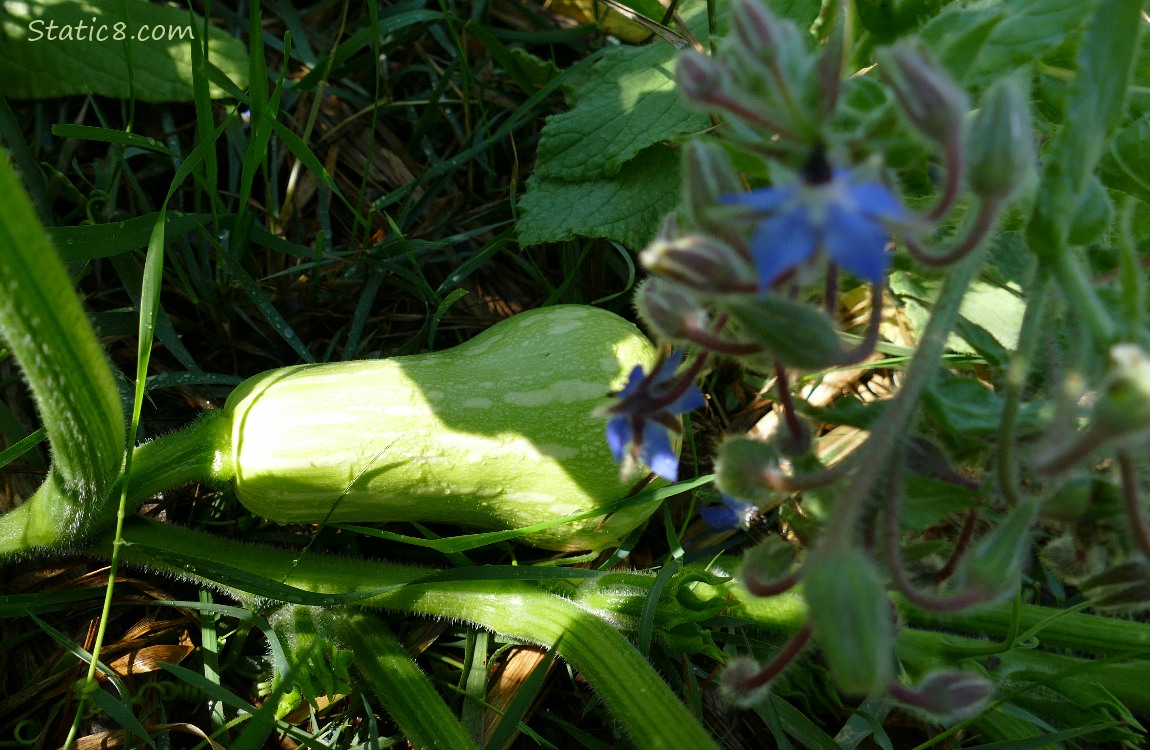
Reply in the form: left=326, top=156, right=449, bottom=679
left=1092, top=343, right=1150, bottom=438
left=724, top=295, right=843, bottom=370
left=965, top=78, right=1034, bottom=203
left=893, top=671, right=994, bottom=722
left=719, top=656, right=770, bottom=707
left=641, top=232, right=755, bottom=294
left=677, top=50, right=728, bottom=108
left=878, top=42, right=968, bottom=146
left=634, top=277, right=710, bottom=344
left=714, top=436, right=780, bottom=501
left=1078, top=560, right=1150, bottom=614
left=731, top=0, right=786, bottom=61
left=741, top=536, right=799, bottom=592
left=804, top=547, right=893, bottom=695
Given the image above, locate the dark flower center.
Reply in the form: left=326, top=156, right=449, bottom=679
left=802, top=144, right=833, bottom=186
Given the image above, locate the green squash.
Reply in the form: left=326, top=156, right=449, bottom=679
left=223, top=305, right=667, bottom=550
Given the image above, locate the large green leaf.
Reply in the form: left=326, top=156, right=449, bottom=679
left=890, top=271, right=1026, bottom=356
left=533, top=42, right=708, bottom=182
left=0, top=0, right=248, bottom=101
left=517, top=144, right=680, bottom=248
left=518, top=1, right=724, bottom=248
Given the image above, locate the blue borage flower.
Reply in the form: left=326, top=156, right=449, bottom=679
left=602, top=353, right=705, bottom=482
left=722, top=161, right=906, bottom=289
left=699, top=494, right=761, bottom=531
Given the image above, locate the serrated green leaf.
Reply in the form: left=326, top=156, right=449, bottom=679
left=517, top=144, right=680, bottom=247
left=0, top=0, right=248, bottom=101
left=921, top=0, right=1092, bottom=89
left=534, top=43, right=708, bottom=181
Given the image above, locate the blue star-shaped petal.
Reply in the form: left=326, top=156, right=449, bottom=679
left=699, top=494, right=761, bottom=531
left=722, top=168, right=906, bottom=289
left=602, top=354, right=705, bottom=481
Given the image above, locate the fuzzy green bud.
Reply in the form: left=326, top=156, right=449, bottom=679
left=634, top=277, right=710, bottom=345
left=724, top=295, right=843, bottom=370
left=1078, top=561, right=1150, bottom=614
left=714, top=436, right=780, bottom=502
left=878, top=42, right=968, bottom=146
left=965, top=78, right=1034, bottom=203
left=741, top=536, right=799, bottom=595
left=803, top=547, right=893, bottom=695
left=1092, top=343, right=1150, bottom=437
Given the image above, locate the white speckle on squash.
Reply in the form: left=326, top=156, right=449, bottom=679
left=545, top=321, right=583, bottom=336
left=462, top=397, right=493, bottom=408
left=503, top=379, right=605, bottom=406
left=459, top=332, right=504, bottom=356
left=425, top=390, right=445, bottom=401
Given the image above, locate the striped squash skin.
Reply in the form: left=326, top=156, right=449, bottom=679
left=225, top=305, right=666, bottom=550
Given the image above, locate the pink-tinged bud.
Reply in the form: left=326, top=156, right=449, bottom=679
left=965, top=78, right=1034, bottom=203
left=719, top=656, right=770, bottom=708
left=1078, top=560, right=1150, bottom=614
left=803, top=547, right=893, bottom=696
left=877, top=42, right=968, bottom=145
left=634, top=277, right=710, bottom=344
left=892, top=671, right=994, bottom=722
left=640, top=232, right=755, bottom=294
left=677, top=51, right=727, bottom=108
left=731, top=0, right=785, bottom=59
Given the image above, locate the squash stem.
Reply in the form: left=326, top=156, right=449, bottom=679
left=339, top=611, right=482, bottom=750
left=124, top=410, right=234, bottom=503
left=100, top=518, right=721, bottom=750
left=0, top=159, right=125, bottom=555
